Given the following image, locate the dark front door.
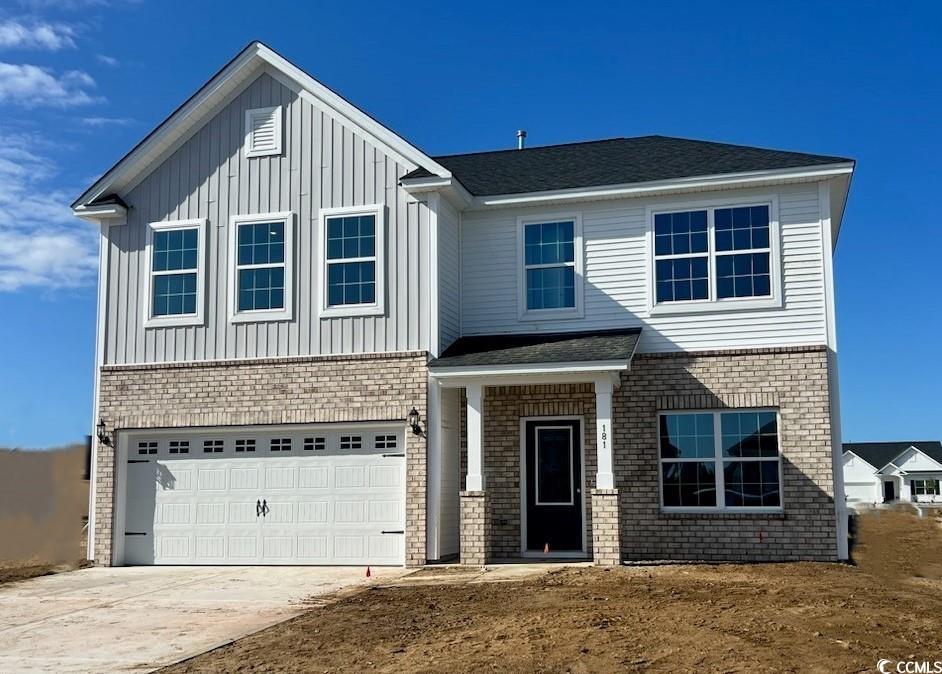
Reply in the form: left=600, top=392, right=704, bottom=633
left=883, top=480, right=896, bottom=502
left=524, top=420, right=582, bottom=552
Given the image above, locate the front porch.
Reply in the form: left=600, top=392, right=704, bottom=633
left=427, top=329, right=641, bottom=566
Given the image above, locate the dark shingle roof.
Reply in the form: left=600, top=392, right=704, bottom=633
left=402, top=135, right=852, bottom=196
left=843, top=441, right=942, bottom=470
left=428, top=328, right=641, bottom=369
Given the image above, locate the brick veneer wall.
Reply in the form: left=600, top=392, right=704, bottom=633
left=94, top=351, right=428, bottom=566
left=616, top=346, right=837, bottom=562
left=457, top=346, right=838, bottom=564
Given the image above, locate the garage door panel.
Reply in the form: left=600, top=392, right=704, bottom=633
left=123, top=426, right=405, bottom=566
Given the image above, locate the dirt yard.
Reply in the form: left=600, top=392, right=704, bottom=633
left=165, top=510, right=942, bottom=673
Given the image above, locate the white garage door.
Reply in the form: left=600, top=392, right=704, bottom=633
left=121, top=426, right=405, bottom=566
left=844, top=481, right=876, bottom=503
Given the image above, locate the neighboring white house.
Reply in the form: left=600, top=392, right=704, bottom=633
left=843, top=441, right=942, bottom=506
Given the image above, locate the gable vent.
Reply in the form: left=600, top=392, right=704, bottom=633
left=245, top=106, right=282, bottom=157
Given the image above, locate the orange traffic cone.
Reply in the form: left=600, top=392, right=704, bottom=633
left=544, top=542, right=550, bottom=554
left=366, top=566, right=371, bottom=578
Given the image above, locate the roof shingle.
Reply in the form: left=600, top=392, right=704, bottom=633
left=843, top=441, right=942, bottom=470
left=403, top=135, right=852, bottom=196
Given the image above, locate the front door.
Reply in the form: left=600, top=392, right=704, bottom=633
left=883, top=480, right=896, bottom=502
left=524, top=420, right=583, bottom=553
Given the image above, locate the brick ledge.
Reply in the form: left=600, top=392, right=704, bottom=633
left=102, top=350, right=429, bottom=372
left=636, top=345, right=827, bottom=360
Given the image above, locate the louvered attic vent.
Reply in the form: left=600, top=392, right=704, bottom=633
left=245, top=106, right=282, bottom=157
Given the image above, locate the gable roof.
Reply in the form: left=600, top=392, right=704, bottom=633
left=402, top=136, right=852, bottom=197
left=843, top=441, right=942, bottom=472
left=73, top=41, right=450, bottom=210
left=428, top=328, right=641, bottom=369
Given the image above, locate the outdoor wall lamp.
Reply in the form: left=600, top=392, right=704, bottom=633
left=96, top=418, right=113, bottom=447
left=407, top=407, right=424, bottom=436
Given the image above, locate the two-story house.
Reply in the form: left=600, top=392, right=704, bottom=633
left=73, top=42, right=854, bottom=568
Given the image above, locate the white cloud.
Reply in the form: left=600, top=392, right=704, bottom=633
left=81, top=115, right=132, bottom=127
left=0, top=62, right=100, bottom=107
left=0, top=19, right=76, bottom=50
left=95, top=53, right=117, bottom=66
left=16, top=0, right=141, bottom=8
left=0, top=132, right=98, bottom=291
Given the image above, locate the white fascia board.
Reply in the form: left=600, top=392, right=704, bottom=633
left=470, top=164, right=856, bottom=209
left=73, top=203, right=128, bottom=223
left=254, top=44, right=451, bottom=178
left=399, top=175, right=474, bottom=210
left=74, top=42, right=451, bottom=209
left=429, top=359, right=630, bottom=378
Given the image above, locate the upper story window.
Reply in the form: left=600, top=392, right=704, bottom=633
left=517, top=213, right=584, bottom=320
left=228, top=212, right=294, bottom=323
left=658, top=409, right=782, bottom=512
left=145, top=219, right=206, bottom=327
left=318, top=204, right=385, bottom=318
left=651, top=200, right=779, bottom=314
left=244, top=106, right=282, bottom=157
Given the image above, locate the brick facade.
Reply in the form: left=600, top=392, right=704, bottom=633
left=457, top=346, right=838, bottom=564
left=458, top=491, right=488, bottom=565
left=590, top=489, right=621, bottom=565
left=94, top=351, right=428, bottom=566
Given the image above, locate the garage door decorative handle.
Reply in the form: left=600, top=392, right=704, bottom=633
left=256, top=500, right=262, bottom=518
left=262, top=499, right=269, bottom=517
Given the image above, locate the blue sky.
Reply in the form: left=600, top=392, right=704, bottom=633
left=0, top=0, right=939, bottom=448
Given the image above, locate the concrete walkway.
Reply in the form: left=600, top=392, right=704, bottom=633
left=0, top=565, right=410, bottom=673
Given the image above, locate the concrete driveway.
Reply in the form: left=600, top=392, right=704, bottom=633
left=0, top=565, right=410, bottom=673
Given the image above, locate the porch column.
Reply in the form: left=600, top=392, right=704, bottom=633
left=465, top=382, right=484, bottom=491
left=592, top=376, right=621, bottom=566
left=460, top=382, right=487, bottom=565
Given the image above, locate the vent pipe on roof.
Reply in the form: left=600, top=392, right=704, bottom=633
left=516, top=129, right=527, bottom=150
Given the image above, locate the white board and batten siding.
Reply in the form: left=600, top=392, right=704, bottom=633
left=104, top=71, right=433, bottom=365
left=460, top=183, right=829, bottom=353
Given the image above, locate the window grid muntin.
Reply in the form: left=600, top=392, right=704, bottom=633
left=202, top=439, right=224, bottom=454
left=168, top=440, right=189, bottom=455
left=652, top=203, right=773, bottom=306
left=235, top=439, right=256, bottom=453
left=523, top=220, right=577, bottom=311
left=340, top=435, right=362, bottom=450
left=912, top=479, right=940, bottom=497
left=137, top=441, right=157, bottom=456
left=151, top=226, right=200, bottom=317
left=236, top=220, right=286, bottom=313
left=325, top=214, right=377, bottom=308
left=303, top=437, right=326, bottom=451
left=658, top=409, right=782, bottom=510
left=374, top=434, right=397, bottom=450
left=270, top=438, right=292, bottom=452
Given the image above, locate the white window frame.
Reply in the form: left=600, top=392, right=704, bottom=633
left=647, top=196, right=782, bottom=315
left=534, top=425, right=575, bottom=506
left=317, top=204, right=386, bottom=318
left=657, top=408, right=784, bottom=514
left=228, top=211, right=294, bottom=323
left=516, top=212, right=584, bottom=321
left=244, top=106, right=282, bottom=158
left=143, top=218, right=207, bottom=328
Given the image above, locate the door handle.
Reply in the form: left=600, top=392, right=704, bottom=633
left=256, top=500, right=262, bottom=518
left=262, top=499, right=269, bottom=517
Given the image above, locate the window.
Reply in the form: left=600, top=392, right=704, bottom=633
left=137, top=441, right=157, bottom=456
left=319, top=205, right=385, bottom=317
left=229, top=213, right=293, bottom=322
left=168, top=440, right=190, bottom=455
left=339, top=435, right=362, bottom=450
left=912, top=479, right=940, bottom=497
left=244, top=106, right=282, bottom=157
left=303, top=437, right=326, bottom=451
left=517, top=214, right=583, bottom=319
left=535, top=427, right=574, bottom=505
left=235, top=439, right=256, bottom=453
left=270, top=438, right=291, bottom=452
left=659, top=410, right=782, bottom=510
left=203, top=439, right=224, bottom=454
left=374, top=435, right=397, bottom=450
left=651, top=201, right=778, bottom=312
left=146, top=219, right=206, bottom=327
